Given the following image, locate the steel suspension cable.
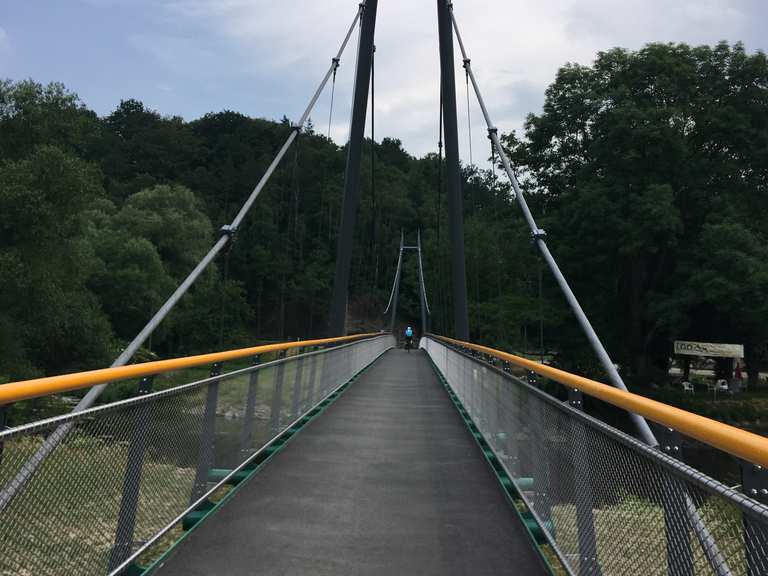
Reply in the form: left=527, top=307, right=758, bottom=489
left=447, top=3, right=655, bottom=445
left=0, top=3, right=365, bottom=513
left=383, top=243, right=403, bottom=316
left=447, top=7, right=731, bottom=572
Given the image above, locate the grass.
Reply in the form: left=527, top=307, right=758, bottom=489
left=0, top=349, right=333, bottom=576
left=0, top=434, right=195, bottom=576
left=544, top=493, right=748, bottom=575
left=134, top=483, right=233, bottom=569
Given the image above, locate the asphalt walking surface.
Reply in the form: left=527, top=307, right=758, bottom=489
left=154, top=348, right=547, bottom=575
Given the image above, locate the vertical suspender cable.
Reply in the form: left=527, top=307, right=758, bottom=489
left=327, top=58, right=340, bottom=139
left=490, top=137, right=496, bottom=176
left=437, top=89, right=446, bottom=330
left=437, top=89, right=443, bottom=242
left=465, top=64, right=473, bottom=166
left=370, top=45, right=377, bottom=270
left=538, top=261, right=544, bottom=364
left=218, top=251, right=230, bottom=349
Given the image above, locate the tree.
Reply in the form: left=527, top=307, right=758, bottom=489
left=0, top=146, right=113, bottom=379
left=114, top=184, right=214, bottom=279
left=0, top=80, right=101, bottom=162
left=504, top=42, right=768, bottom=383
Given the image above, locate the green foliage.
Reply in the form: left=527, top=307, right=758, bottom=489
left=505, top=41, right=768, bottom=383
left=1, top=40, right=767, bottom=399
left=0, top=80, right=101, bottom=161
left=0, top=145, right=113, bottom=379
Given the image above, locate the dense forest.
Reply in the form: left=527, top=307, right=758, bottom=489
left=1, top=41, right=767, bottom=392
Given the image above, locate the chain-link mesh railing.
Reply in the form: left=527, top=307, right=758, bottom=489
left=424, top=337, right=768, bottom=576
left=0, top=334, right=393, bottom=576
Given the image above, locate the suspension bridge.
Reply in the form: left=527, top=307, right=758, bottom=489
left=2, top=2, right=768, bottom=575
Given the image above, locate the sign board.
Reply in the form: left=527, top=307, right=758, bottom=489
left=674, top=341, right=744, bottom=358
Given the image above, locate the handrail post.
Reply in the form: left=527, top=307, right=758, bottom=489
left=108, top=375, right=155, bottom=571
left=741, top=462, right=768, bottom=576
left=190, top=362, right=223, bottom=503
left=291, top=348, right=306, bottom=420
left=659, top=427, right=694, bottom=576
left=239, top=355, right=261, bottom=455
left=270, top=351, right=286, bottom=435
left=530, top=392, right=553, bottom=526
left=306, top=352, right=319, bottom=406
left=567, top=388, right=603, bottom=575
left=0, top=405, right=8, bottom=466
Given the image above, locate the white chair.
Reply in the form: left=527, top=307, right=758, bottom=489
left=681, top=381, right=694, bottom=394
left=716, top=379, right=729, bottom=392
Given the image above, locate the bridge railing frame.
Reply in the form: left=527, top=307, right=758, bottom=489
left=424, top=335, right=768, bottom=576
left=0, top=333, right=395, bottom=576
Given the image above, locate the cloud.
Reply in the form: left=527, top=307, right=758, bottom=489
left=129, top=0, right=767, bottom=166
left=128, top=32, right=221, bottom=76
left=0, top=26, right=9, bottom=65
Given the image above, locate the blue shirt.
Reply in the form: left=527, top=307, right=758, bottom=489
left=405, top=328, right=413, bottom=337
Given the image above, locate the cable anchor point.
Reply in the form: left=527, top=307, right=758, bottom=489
left=219, top=224, right=237, bottom=252
left=532, top=228, right=547, bottom=241
left=219, top=224, right=237, bottom=238
left=487, top=127, right=498, bottom=140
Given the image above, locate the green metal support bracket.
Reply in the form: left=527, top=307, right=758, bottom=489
left=134, top=349, right=391, bottom=576
left=424, top=353, right=561, bottom=576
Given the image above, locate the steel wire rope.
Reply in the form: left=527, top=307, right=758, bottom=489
left=218, top=250, right=231, bottom=349
left=465, top=64, right=473, bottom=166
left=447, top=5, right=732, bottom=573
left=369, top=44, right=377, bottom=291
left=327, top=58, right=339, bottom=138
left=0, top=2, right=366, bottom=515
left=436, top=87, right=449, bottom=331
left=449, top=1, right=654, bottom=442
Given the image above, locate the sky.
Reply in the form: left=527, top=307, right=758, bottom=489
left=1, top=0, right=767, bottom=168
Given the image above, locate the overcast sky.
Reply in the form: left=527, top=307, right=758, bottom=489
left=1, top=1, right=766, bottom=168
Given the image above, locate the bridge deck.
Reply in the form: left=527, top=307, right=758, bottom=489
left=154, top=349, right=547, bottom=575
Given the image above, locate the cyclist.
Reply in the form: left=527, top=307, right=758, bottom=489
left=405, top=326, right=414, bottom=351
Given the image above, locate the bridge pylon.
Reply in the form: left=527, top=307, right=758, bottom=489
left=329, top=0, right=468, bottom=340
left=328, top=0, right=379, bottom=336
left=384, top=230, right=431, bottom=338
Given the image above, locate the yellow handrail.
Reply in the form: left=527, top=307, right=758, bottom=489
left=0, top=333, right=382, bottom=406
left=431, top=334, right=768, bottom=469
